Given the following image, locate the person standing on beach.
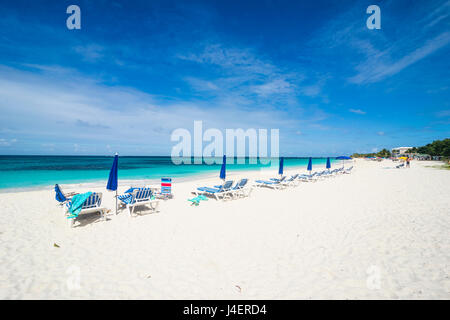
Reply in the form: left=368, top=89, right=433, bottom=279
left=406, top=158, right=410, bottom=168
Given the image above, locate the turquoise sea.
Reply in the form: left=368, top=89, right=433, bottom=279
left=0, top=156, right=335, bottom=190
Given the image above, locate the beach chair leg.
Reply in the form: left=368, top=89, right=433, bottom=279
left=151, top=201, right=160, bottom=212
left=128, top=205, right=134, bottom=217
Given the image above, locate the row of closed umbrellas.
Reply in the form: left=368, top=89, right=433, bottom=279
left=224, top=155, right=352, bottom=178
left=106, top=154, right=352, bottom=214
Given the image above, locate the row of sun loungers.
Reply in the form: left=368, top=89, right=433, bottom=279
left=195, top=167, right=354, bottom=199
left=256, top=166, right=353, bottom=188
left=57, top=167, right=354, bottom=227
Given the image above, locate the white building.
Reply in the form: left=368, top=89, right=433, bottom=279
left=391, top=147, right=413, bottom=155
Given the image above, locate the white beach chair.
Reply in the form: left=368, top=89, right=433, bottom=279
left=195, top=180, right=234, bottom=200
left=280, top=174, right=299, bottom=187
left=255, top=176, right=287, bottom=189
left=344, top=166, right=354, bottom=174
left=321, top=170, right=332, bottom=178
left=298, top=172, right=317, bottom=182
left=227, top=179, right=252, bottom=199
left=121, top=187, right=160, bottom=217
left=64, top=192, right=107, bottom=228
left=314, top=171, right=326, bottom=180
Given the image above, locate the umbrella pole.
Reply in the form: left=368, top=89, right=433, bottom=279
left=115, top=189, right=118, bottom=215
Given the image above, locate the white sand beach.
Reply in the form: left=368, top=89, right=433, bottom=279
left=0, top=159, right=449, bottom=299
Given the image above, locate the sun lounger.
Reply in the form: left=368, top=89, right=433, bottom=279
left=64, top=192, right=106, bottom=228
left=255, top=176, right=286, bottom=189
left=119, top=187, right=160, bottom=216
left=314, top=171, right=326, bottom=180
left=281, top=174, right=299, bottom=186
left=196, top=180, right=234, bottom=200
left=227, top=178, right=251, bottom=199
left=344, top=166, right=353, bottom=174
left=117, top=187, right=137, bottom=204
left=54, top=184, right=78, bottom=205
left=152, top=177, right=173, bottom=200
left=331, top=168, right=340, bottom=175
left=298, top=172, right=317, bottom=182
left=321, top=171, right=332, bottom=178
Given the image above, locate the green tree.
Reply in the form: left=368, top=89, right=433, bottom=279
left=376, top=148, right=391, bottom=158
left=416, top=139, right=450, bottom=156
left=351, top=139, right=450, bottom=158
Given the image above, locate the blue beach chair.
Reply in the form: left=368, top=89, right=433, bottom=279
left=230, top=178, right=253, bottom=198
left=255, top=176, right=286, bottom=189
left=64, top=192, right=106, bottom=228
left=119, top=187, right=160, bottom=216
left=154, top=177, right=173, bottom=199
left=54, top=184, right=78, bottom=205
left=280, top=174, right=299, bottom=187
left=195, top=180, right=234, bottom=200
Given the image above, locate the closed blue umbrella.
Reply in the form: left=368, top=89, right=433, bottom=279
left=307, top=157, right=312, bottom=173
left=107, top=153, right=118, bottom=214
left=220, top=155, right=226, bottom=180
left=278, top=157, right=284, bottom=176
left=326, top=157, right=331, bottom=170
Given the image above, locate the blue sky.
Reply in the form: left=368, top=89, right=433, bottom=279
left=0, top=0, right=449, bottom=156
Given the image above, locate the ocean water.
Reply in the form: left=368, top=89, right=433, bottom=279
left=0, top=156, right=334, bottom=190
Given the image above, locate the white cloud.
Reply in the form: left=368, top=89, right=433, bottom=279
left=306, top=0, right=450, bottom=85
left=422, top=0, right=450, bottom=28
left=301, top=84, right=321, bottom=97
left=252, top=79, right=293, bottom=96
left=349, top=32, right=450, bottom=84
left=0, top=138, right=17, bottom=146
left=178, top=43, right=306, bottom=102
left=185, top=77, right=219, bottom=91
left=349, top=109, right=366, bottom=115
left=178, top=44, right=275, bottom=76
left=73, top=44, right=105, bottom=62
left=0, top=65, right=300, bottom=154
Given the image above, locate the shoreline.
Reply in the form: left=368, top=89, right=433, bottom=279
left=0, top=162, right=323, bottom=194
left=0, top=159, right=443, bottom=194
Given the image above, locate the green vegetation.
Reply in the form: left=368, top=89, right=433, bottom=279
left=404, top=147, right=417, bottom=154
left=415, top=139, right=450, bottom=157
left=352, top=148, right=391, bottom=158
left=352, top=139, right=450, bottom=160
